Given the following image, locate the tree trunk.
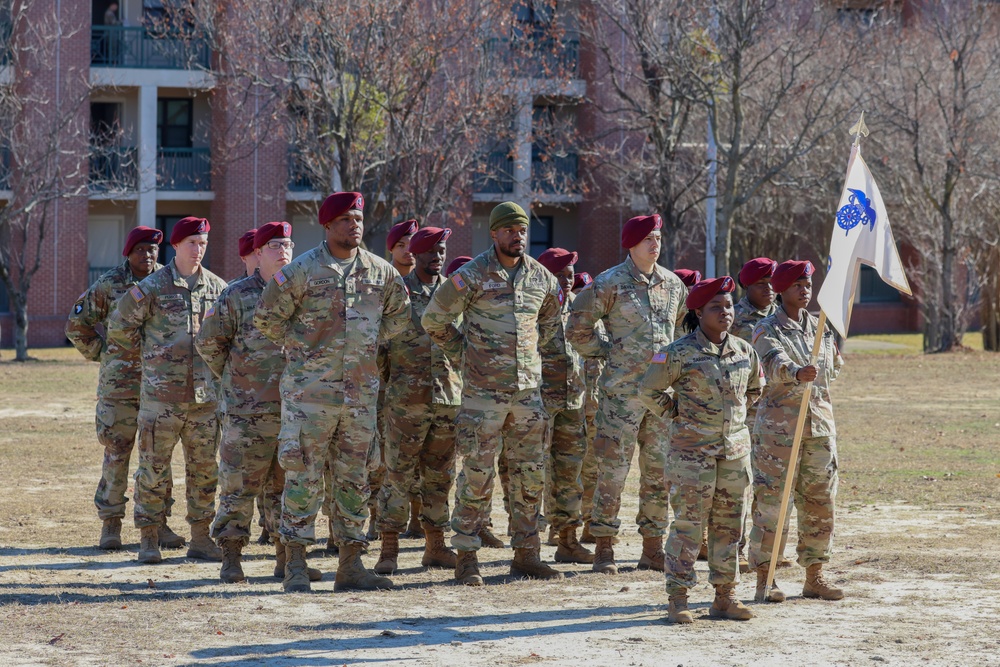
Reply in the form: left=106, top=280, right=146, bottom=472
left=13, top=294, right=29, bottom=362
left=660, top=227, right=679, bottom=272
left=980, top=246, right=1000, bottom=351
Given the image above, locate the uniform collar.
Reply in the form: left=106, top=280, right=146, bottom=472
left=320, top=242, right=371, bottom=273
left=625, top=255, right=665, bottom=286
left=774, top=305, right=812, bottom=332
left=487, top=245, right=523, bottom=279
left=694, top=326, right=738, bottom=358
left=738, top=295, right=774, bottom=318
left=405, top=270, right=443, bottom=292
left=168, top=259, right=205, bottom=290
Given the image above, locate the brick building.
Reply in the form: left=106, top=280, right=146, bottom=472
left=0, top=0, right=918, bottom=348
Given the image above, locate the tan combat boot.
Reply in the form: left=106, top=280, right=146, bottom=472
left=219, top=538, right=245, bottom=583
left=754, top=565, right=786, bottom=602
left=335, top=542, right=394, bottom=591
left=159, top=519, right=186, bottom=549
left=455, top=550, right=484, bottom=586
left=709, top=583, right=754, bottom=620
left=375, top=532, right=399, bottom=574
left=138, top=525, right=161, bottom=564
left=283, top=542, right=311, bottom=592
left=99, top=517, right=123, bottom=550
left=555, top=527, right=595, bottom=564
left=326, top=518, right=339, bottom=555
left=511, top=547, right=564, bottom=580
left=738, top=544, right=750, bottom=574
left=401, top=497, right=424, bottom=539
left=667, top=587, right=693, bottom=624
left=546, top=525, right=559, bottom=546
left=421, top=523, right=457, bottom=568
left=580, top=524, right=595, bottom=544
left=479, top=525, right=505, bottom=549
left=592, top=536, right=618, bottom=574
left=365, top=506, right=380, bottom=541
left=637, top=536, right=665, bottom=571
left=187, top=520, right=222, bottom=561
left=257, top=525, right=271, bottom=546
left=273, top=541, right=322, bottom=581
left=803, top=563, right=844, bottom=600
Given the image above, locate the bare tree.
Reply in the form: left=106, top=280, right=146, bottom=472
left=0, top=1, right=90, bottom=361
left=866, top=0, right=1000, bottom=352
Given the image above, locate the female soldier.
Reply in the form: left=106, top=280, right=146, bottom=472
left=640, top=276, right=762, bottom=624
left=748, top=260, right=844, bottom=603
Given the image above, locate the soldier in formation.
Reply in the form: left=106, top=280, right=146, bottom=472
left=640, top=276, right=761, bottom=624
left=254, top=192, right=410, bottom=593
left=748, top=260, right=845, bottom=603
left=107, top=217, right=228, bottom=564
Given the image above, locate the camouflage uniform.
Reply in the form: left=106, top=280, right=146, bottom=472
left=580, top=346, right=606, bottom=525
left=422, top=250, right=562, bottom=551
left=254, top=242, right=410, bottom=547
left=540, top=290, right=587, bottom=531
left=377, top=271, right=461, bottom=532
left=107, top=260, right=227, bottom=528
left=749, top=308, right=843, bottom=569
left=66, top=259, right=168, bottom=521
left=195, top=271, right=285, bottom=546
left=640, top=328, right=763, bottom=590
left=566, top=256, right=687, bottom=538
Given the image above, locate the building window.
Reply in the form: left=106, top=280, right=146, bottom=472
left=157, top=98, right=193, bottom=148
left=530, top=215, right=553, bottom=259
left=858, top=265, right=901, bottom=303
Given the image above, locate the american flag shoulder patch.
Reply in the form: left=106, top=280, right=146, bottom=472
left=129, top=286, right=145, bottom=302
left=205, top=305, right=215, bottom=318
left=274, top=269, right=287, bottom=286
left=557, top=287, right=565, bottom=305
left=451, top=273, right=467, bottom=290
left=651, top=352, right=667, bottom=364
left=752, top=328, right=765, bottom=345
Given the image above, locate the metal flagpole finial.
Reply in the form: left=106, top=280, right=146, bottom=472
left=850, top=111, right=869, bottom=147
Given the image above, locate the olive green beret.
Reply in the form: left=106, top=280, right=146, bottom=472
left=489, top=201, right=529, bottom=231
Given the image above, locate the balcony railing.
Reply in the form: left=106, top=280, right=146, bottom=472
left=485, top=37, right=580, bottom=79
left=0, top=145, right=10, bottom=190
left=532, top=151, right=578, bottom=194
left=474, top=150, right=514, bottom=194
left=90, top=25, right=209, bottom=70
left=89, top=145, right=139, bottom=192
left=157, top=147, right=211, bottom=191
left=288, top=148, right=317, bottom=192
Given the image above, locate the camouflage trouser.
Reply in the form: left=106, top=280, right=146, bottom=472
left=133, top=400, right=219, bottom=528
left=94, top=398, right=175, bottom=520
left=211, top=412, right=284, bottom=546
left=367, top=391, right=387, bottom=511
left=749, top=434, right=838, bottom=569
left=589, top=392, right=670, bottom=539
left=451, top=389, right=547, bottom=552
left=279, top=400, right=376, bottom=547
left=580, top=408, right=599, bottom=525
left=543, top=405, right=587, bottom=531
left=377, top=403, right=458, bottom=532
left=664, top=450, right=750, bottom=590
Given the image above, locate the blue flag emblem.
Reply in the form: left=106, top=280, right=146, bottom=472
left=836, top=188, right=877, bottom=235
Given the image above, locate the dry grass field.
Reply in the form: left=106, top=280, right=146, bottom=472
left=1, top=343, right=999, bottom=666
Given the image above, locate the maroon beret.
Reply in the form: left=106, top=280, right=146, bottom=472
left=771, top=260, right=815, bottom=294
left=387, top=219, right=419, bottom=251
left=445, top=256, right=472, bottom=277
left=537, top=248, right=578, bottom=275
left=674, top=269, right=701, bottom=288
left=572, top=272, right=593, bottom=291
left=621, top=214, right=662, bottom=249
left=170, top=217, right=210, bottom=245
left=738, top=257, right=777, bottom=288
left=254, top=221, right=293, bottom=250
left=319, top=192, right=364, bottom=227
left=686, top=276, right=736, bottom=311
left=122, top=226, right=163, bottom=256
left=238, top=229, right=258, bottom=258
left=408, top=227, right=451, bottom=254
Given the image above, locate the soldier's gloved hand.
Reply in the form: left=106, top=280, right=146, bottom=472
left=278, top=441, right=306, bottom=472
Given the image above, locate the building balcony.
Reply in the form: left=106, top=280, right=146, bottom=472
left=89, top=145, right=138, bottom=192
left=485, top=37, right=580, bottom=79
left=532, top=151, right=578, bottom=194
left=157, top=147, right=211, bottom=191
left=474, top=150, right=514, bottom=194
left=90, top=25, right=210, bottom=70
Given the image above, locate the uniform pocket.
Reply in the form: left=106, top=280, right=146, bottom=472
left=136, top=409, right=157, bottom=456
left=277, top=421, right=305, bottom=473
left=454, top=410, right=485, bottom=458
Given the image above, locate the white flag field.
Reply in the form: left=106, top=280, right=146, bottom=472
left=816, top=144, right=912, bottom=338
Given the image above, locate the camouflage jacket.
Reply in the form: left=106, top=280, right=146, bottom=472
left=567, top=256, right=688, bottom=395
left=253, top=242, right=410, bottom=406
left=731, top=296, right=776, bottom=344
left=640, top=328, right=763, bottom=460
left=194, top=271, right=283, bottom=415
left=106, top=260, right=227, bottom=404
left=384, top=271, right=462, bottom=407
left=421, top=247, right=562, bottom=397
left=540, top=290, right=586, bottom=412
left=752, top=308, right=843, bottom=437
left=65, top=260, right=162, bottom=401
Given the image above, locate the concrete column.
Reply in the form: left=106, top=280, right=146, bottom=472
left=137, top=84, right=157, bottom=227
